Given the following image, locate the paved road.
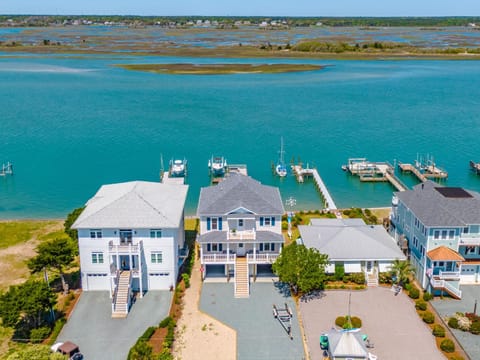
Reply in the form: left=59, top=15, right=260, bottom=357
left=299, top=287, right=444, bottom=360
left=58, top=291, right=172, bottom=360
left=431, top=285, right=480, bottom=360
left=201, top=282, right=305, bottom=360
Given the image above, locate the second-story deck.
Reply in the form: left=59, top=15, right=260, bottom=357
left=108, top=240, right=143, bottom=253
left=228, top=229, right=256, bottom=240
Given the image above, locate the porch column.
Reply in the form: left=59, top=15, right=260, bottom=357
left=253, top=243, right=256, bottom=262
left=139, top=250, right=143, bottom=298
left=116, top=246, right=119, bottom=270
left=227, top=243, right=230, bottom=262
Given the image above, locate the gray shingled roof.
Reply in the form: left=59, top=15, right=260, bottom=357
left=197, top=174, right=284, bottom=216
left=72, top=181, right=188, bottom=229
left=299, top=219, right=405, bottom=261
left=395, top=181, right=480, bottom=227
left=197, top=231, right=284, bottom=243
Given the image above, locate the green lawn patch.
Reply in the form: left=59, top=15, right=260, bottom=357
left=0, top=221, right=61, bottom=249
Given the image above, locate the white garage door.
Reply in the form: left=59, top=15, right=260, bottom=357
left=148, top=272, right=170, bottom=290
left=86, top=273, right=109, bottom=291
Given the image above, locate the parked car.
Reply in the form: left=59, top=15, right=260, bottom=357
left=51, top=341, right=84, bottom=360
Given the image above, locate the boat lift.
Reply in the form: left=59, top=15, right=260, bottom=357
left=273, top=303, right=293, bottom=339
left=0, top=162, right=13, bottom=176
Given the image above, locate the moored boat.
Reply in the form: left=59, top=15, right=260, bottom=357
left=169, top=158, right=187, bottom=177
left=275, top=137, right=287, bottom=177
left=208, top=156, right=227, bottom=177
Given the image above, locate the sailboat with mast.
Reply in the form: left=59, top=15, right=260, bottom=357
left=275, top=137, right=287, bottom=177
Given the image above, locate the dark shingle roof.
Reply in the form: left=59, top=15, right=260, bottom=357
left=395, top=181, right=480, bottom=227
left=197, top=174, right=284, bottom=216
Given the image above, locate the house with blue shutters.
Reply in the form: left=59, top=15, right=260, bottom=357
left=390, top=181, right=480, bottom=299
left=196, top=174, right=284, bottom=297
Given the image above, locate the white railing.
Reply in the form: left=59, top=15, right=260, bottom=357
left=108, top=240, right=141, bottom=253
left=202, top=253, right=236, bottom=263
left=246, top=253, right=279, bottom=264
left=430, top=278, right=462, bottom=298
left=459, top=236, right=480, bottom=245
left=438, top=271, right=461, bottom=279
left=228, top=229, right=256, bottom=240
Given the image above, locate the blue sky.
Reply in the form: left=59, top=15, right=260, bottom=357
left=1, top=0, right=480, bottom=16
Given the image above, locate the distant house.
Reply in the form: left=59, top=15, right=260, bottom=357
left=390, top=181, right=480, bottom=299
left=196, top=174, right=284, bottom=297
left=73, top=181, right=188, bottom=317
left=298, top=218, right=405, bottom=286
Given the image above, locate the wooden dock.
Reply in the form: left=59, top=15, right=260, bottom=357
left=161, top=172, right=185, bottom=185
left=398, top=162, right=447, bottom=181
left=344, top=158, right=408, bottom=192
left=398, top=163, right=427, bottom=182
left=292, top=164, right=337, bottom=210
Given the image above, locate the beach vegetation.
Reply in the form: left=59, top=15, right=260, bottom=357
left=272, top=242, right=328, bottom=295
left=64, top=207, right=84, bottom=241
left=27, top=237, right=78, bottom=294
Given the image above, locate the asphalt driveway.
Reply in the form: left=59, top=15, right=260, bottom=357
left=58, top=291, right=172, bottom=360
left=299, top=287, right=444, bottom=360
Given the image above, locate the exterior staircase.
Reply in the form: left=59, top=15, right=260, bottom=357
left=367, top=271, right=379, bottom=287
left=235, top=257, right=250, bottom=298
left=112, top=270, right=131, bottom=318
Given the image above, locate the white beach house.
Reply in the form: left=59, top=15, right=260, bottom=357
left=299, top=218, right=406, bottom=286
left=72, top=181, right=188, bottom=317
left=196, top=174, right=284, bottom=297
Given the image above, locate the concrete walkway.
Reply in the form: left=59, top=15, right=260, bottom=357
left=58, top=291, right=172, bottom=360
left=201, top=282, right=305, bottom=360
left=299, top=287, right=444, bottom=360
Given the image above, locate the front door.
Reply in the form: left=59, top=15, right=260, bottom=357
left=366, top=261, right=374, bottom=274
left=237, top=243, right=246, bottom=257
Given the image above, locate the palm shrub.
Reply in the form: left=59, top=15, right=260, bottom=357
left=351, top=316, right=362, bottom=328
left=389, top=259, right=415, bottom=285
left=432, top=324, right=446, bottom=337
left=335, top=316, right=346, bottom=327
left=422, top=311, right=435, bottom=324
left=440, top=339, right=455, bottom=353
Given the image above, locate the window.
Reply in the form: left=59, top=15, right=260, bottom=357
left=434, top=230, right=440, bottom=239
left=151, top=252, right=163, bottom=264
left=150, top=229, right=162, bottom=238
left=211, top=218, right=218, bottom=230
left=264, top=217, right=271, bottom=226
left=238, top=219, right=244, bottom=227
left=449, top=230, right=455, bottom=239
left=260, top=217, right=275, bottom=226
left=91, top=252, right=104, bottom=264
left=465, top=246, right=475, bottom=255
left=464, top=227, right=469, bottom=234
left=207, top=217, right=222, bottom=231
left=119, top=229, right=133, bottom=244
left=90, top=230, right=102, bottom=239
left=441, top=230, right=447, bottom=239
left=207, top=243, right=222, bottom=252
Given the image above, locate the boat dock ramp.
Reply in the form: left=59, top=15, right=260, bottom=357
left=161, top=172, right=186, bottom=185
left=398, top=158, right=448, bottom=182
left=343, top=158, right=408, bottom=192
left=292, top=163, right=338, bottom=211
left=211, top=164, right=248, bottom=184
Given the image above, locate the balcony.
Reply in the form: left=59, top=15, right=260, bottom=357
left=108, top=240, right=142, bottom=253
left=459, top=236, right=480, bottom=246
left=247, top=253, right=279, bottom=264
left=202, top=253, right=236, bottom=264
left=228, top=229, right=256, bottom=241
left=437, top=270, right=461, bottom=280
left=430, top=278, right=462, bottom=299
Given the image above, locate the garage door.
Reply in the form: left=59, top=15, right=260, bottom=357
left=148, top=272, right=170, bottom=290
left=86, top=273, right=109, bottom=291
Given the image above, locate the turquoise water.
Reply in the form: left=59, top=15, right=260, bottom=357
left=1, top=54, right=480, bottom=218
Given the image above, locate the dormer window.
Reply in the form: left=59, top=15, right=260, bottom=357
left=207, top=217, right=222, bottom=231
left=150, top=229, right=162, bottom=238
left=238, top=219, right=244, bottom=227
left=90, top=230, right=102, bottom=239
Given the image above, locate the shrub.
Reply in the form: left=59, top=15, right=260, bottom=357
left=440, top=339, right=455, bottom=353
left=47, top=318, right=67, bottom=345
left=408, top=286, right=420, bottom=299
left=140, top=326, right=156, bottom=341
left=470, top=321, right=480, bottom=335
left=422, top=311, right=435, bottom=324
left=404, top=283, right=412, bottom=291
left=415, top=300, right=427, bottom=311
left=335, top=316, right=346, bottom=327
left=159, top=316, right=173, bottom=328
left=182, top=273, right=190, bottom=288
left=448, top=317, right=459, bottom=329
left=351, top=316, right=362, bottom=328
left=350, top=273, right=365, bottom=285
left=454, top=313, right=471, bottom=331
left=334, top=263, right=345, bottom=281
left=423, top=292, right=433, bottom=301
left=30, top=326, right=51, bottom=343
left=433, top=324, right=446, bottom=337
left=128, top=340, right=153, bottom=360
left=378, top=272, right=393, bottom=284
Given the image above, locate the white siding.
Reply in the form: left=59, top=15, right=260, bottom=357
left=344, top=262, right=361, bottom=273
left=378, top=261, right=393, bottom=272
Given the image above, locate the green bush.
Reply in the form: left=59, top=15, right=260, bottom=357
left=378, top=272, right=393, bottom=284
left=47, top=318, right=67, bottom=345
left=408, top=286, right=420, bottom=299
left=182, top=273, right=190, bottom=288
left=335, top=316, right=346, bottom=327
left=470, top=321, right=480, bottom=334
left=433, top=324, right=446, bottom=337
left=159, top=316, right=173, bottom=328
left=440, top=339, right=455, bottom=353
left=128, top=340, right=154, bottom=360
left=415, top=300, right=427, bottom=311
left=30, top=326, right=51, bottom=343
left=448, top=356, right=465, bottom=360
left=349, top=273, right=365, bottom=285
left=351, top=316, right=362, bottom=328
left=422, top=311, right=435, bottom=324
left=140, top=326, right=156, bottom=341
left=448, top=317, right=459, bottom=329
left=334, top=263, right=345, bottom=281
left=404, top=283, right=412, bottom=291
left=423, top=292, right=433, bottom=301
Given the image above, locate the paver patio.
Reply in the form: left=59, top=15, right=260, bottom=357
left=299, top=287, right=444, bottom=360
left=431, top=285, right=480, bottom=360
left=200, top=282, right=305, bottom=360
left=58, top=291, right=172, bottom=360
